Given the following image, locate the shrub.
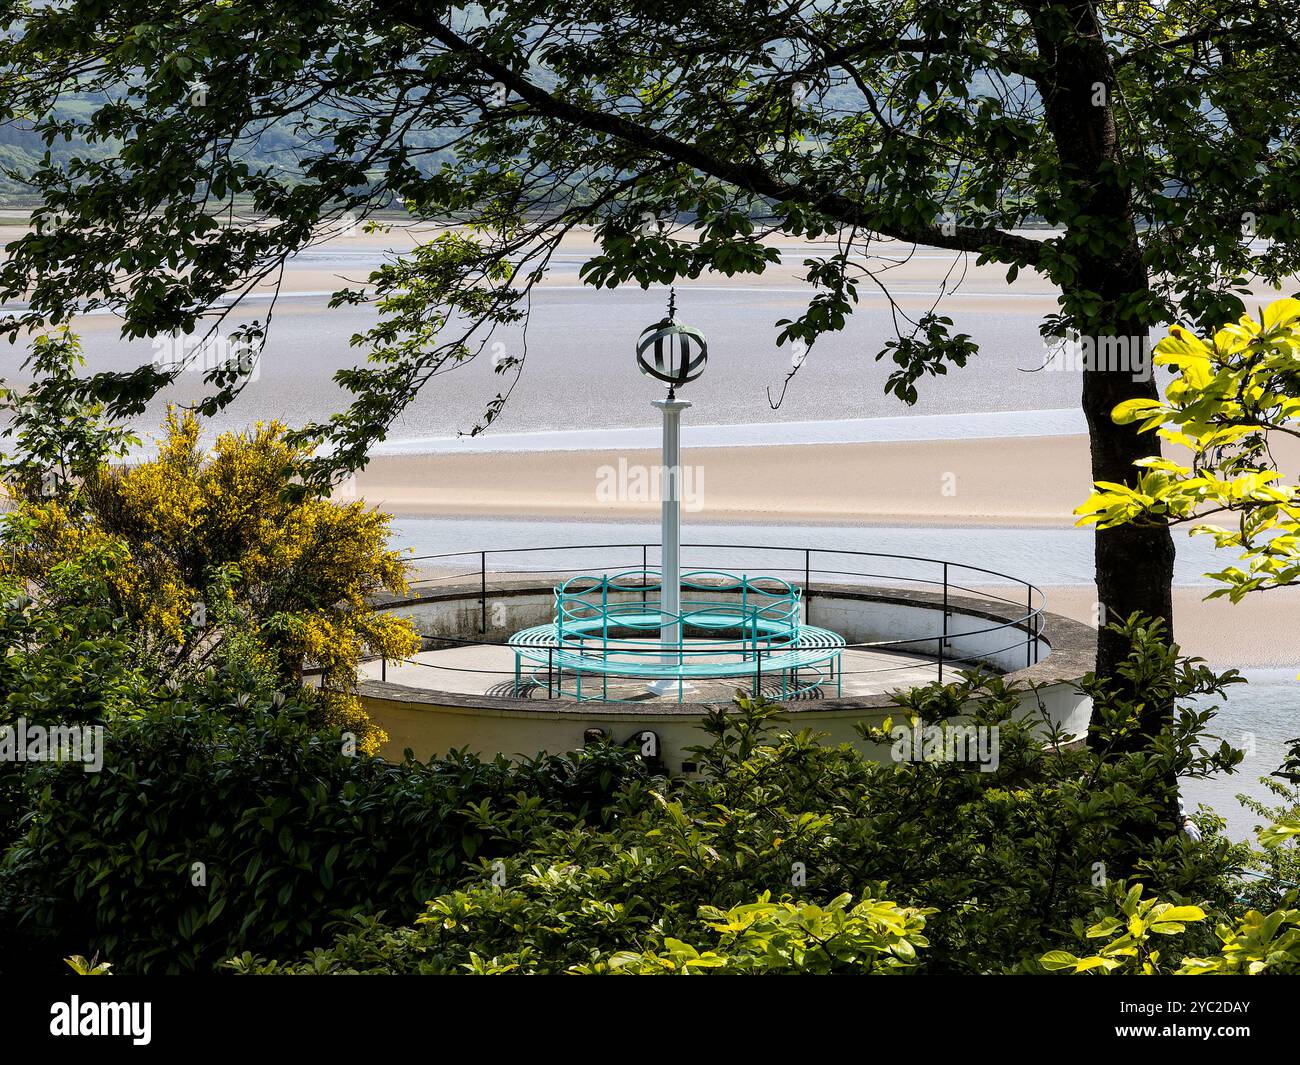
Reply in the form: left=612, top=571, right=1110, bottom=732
left=1040, top=883, right=1300, bottom=975
left=2, top=362, right=419, bottom=754
left=0, top=544, right=158, bottom=847
left=0, top=701, right=654, bottom=974
left=5, top=617, right=1270, bottom=976
left=232, top=621, right=1252, bottom=975
left=598, top=894, right=933, bottom=975
left=230, top=887, right=934, bottom=976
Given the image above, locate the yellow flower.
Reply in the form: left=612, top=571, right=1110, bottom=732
left=4, top=408, right=415, bottom=745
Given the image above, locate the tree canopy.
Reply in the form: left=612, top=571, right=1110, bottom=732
left=3, top=1, right=1299, bottom=686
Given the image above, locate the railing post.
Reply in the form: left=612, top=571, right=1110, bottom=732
left=381, top=656, right=387, bottom=682
left=642, top=544, right=648, bottom=606
left=804, top=549, right=811, bottom=616
left=547, top=647, right=554, bottom=699
left=939, top=562, right=948, bottom=683
left=480, top=551, right=487, bottom=633
left=1026, top=585, right=1033, bottom=668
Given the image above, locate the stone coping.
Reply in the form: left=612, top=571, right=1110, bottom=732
left=360, top=577, right=1097, bottom=716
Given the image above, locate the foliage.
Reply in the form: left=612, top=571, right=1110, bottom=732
left=1041, top=884, right=1300, bottom=976
left=597, top=893, right=932, bottom=975
left=1040, top=885, right=1210, bottom=974
left=64, top=955, right=112, bottom=976
left=231, top=886, right=933, bottom=976
left=0, top=542, right=159, bottom=845
left=229, top=621, right=1252, bottom=975
left=1178, top=906, right=1300, bottom=975
left=2, top=3, right=1298, bottom=481
left=1078, top=297, right=1300, bottom=603
left=0, top=545, right=153, bottom=726
left=0, top=328, right=137, bottom=503
left=0, top=702, right=654, bottom=975
left=1, top=399, right=418, bottom=753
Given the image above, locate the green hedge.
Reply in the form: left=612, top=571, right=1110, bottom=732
left=0, top=702, right=652, bottom=974
left=231, top=638, right=1265, bottom=975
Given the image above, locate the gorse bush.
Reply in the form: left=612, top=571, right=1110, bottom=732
left=0, top=700, right=654, bottom=975
left=1, top=342, right=418, bottom=754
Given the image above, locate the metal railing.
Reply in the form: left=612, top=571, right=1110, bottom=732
left=369, top=542, right=1047, bottom=697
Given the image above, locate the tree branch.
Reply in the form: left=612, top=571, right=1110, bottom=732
left=396, top=9, right=1047, bottom=266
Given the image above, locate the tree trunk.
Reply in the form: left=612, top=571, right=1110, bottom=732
left=1026, top=1, right=1175, bottom=745
left=1084, top=373, right=1176, bottom=682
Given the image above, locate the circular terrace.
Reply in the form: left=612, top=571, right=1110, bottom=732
left=355, top=543, right=1096, bottom=772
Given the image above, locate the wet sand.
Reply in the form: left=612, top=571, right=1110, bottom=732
left=354, top=434, right=1094, bottom=526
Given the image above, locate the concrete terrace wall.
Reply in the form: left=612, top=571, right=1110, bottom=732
left=360, top=576, right=1096, bottom=775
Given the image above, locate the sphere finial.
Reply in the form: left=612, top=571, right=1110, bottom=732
left=636, top=288, right=707, bottom=391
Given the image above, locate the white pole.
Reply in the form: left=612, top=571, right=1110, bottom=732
left=650, top=395, right=690, bottom=693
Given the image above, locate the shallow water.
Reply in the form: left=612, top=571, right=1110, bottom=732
left=372, top=407, right=1087, bottom=453
left=15, top=285, right=1102, bottom=446
left=390, top=515, right=1232, bottom=588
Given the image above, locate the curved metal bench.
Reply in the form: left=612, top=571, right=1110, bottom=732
left=508, top=568, right=844, bottom=701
